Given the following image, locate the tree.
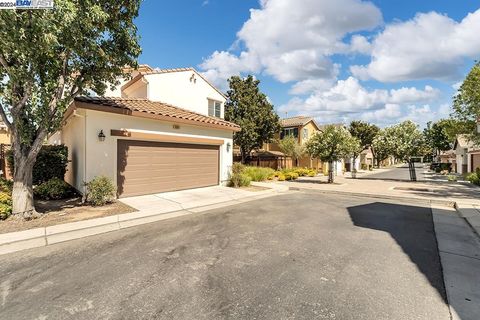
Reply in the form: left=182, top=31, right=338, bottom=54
left=305, top=125, right=359, bottom=183
left=0, top=2, right=141, bottom=218
left=371, top=129, right=393, bottom=167
left=278, top=135, right=305, bottom=166
left=225, top=75, right=280, bottom=163
left=452, top=62, right=480, bottom=142
left=388, top=121, right=426, bottom=163
left=423, top=120, right=451, bottom=160
left=348, top=120, right=379, bottom=175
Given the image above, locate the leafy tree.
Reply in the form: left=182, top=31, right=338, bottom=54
left=371, top=129, right=393, bottom=167
left=439, top=118, right=475, bottom=142
left=423, top=120, right=452, bottom=160
left=225, top=75, right=280, bottom=163
left=0, top=2, right=141, bottom=218
left=452, top=61, right=480, bottom=143
left=278, top=136, right=305, bottom=166
left=305, top=125, right=359, bottom=183
left=348, top=120, right=379, bottom=174
left=387, top=121, right=427, bottom=176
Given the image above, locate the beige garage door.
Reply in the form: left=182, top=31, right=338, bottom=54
left=117, top=140, right=219, bottom=198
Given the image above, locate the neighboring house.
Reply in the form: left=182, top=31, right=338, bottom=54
left=0, top=121, right=11, bottom=179
left=49, top=66, right=240, bottom=198
left=453, top=135, right=471, bottom=174
left=265, top=116, right=323, bottom=170
left=439, top=150, right=456, bottom=165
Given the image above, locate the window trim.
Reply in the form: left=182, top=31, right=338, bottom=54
left=208, top=99, right=222, bottom=118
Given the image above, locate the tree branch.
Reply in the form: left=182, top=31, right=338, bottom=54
left=0, top=104, right=12, bottom=131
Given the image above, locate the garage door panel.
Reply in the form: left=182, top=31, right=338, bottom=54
left=117, top=140, right=219, bottom=197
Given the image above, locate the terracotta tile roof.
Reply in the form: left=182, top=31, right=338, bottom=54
left=74, top=97, right=240, bottom=131
left=280, top=116, right=315, bottom=127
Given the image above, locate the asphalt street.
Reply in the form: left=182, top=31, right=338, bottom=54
left=359, top=163, right=426, bottom=181
left=0, top=192, right=449, bottom=320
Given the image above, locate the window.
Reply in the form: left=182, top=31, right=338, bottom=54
left=280, top=127, right=298, bottom=139
left=303, top=128, right=308, bottom=140
left=208, top=100, right=221, bottom=117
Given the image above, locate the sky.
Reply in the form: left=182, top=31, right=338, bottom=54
left=135, top=0, right=480, bottom=128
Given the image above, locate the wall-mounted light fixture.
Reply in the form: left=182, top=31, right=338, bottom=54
left=98, top=130, right=106, bottom=142
left=226, top=142, right=231, bottom=152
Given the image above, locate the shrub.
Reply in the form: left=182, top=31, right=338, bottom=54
left=361, top=163, right=368, bottom=170
left=86, top=176, right=116, bottom=206
left=34, top=178, right=74, bottom=200
left=7, top=145, right=68, bottom=185
left=307, top=170, right=317, bottom=177
left=243, top=166, right=275, bottom=182
left=447, top=175, right=457, bottom=182
left=293, top=168, right=310, bottom=177
left=0, top=178, right=12, bottom=220
left=229, top=173, right=251, bottom=187
left=277, top=173, right=286, bottom=181
left=284, top=172, right=299, bottom=180
left=466, top=172, right=480, bottom=185
left=231, top=162, right=245, bottom=175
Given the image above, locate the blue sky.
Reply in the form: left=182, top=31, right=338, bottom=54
left=135, top=0, right=480, bottom=127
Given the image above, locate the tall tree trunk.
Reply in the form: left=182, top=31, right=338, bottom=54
left=351, top=155, right=357, bottom=178
left=11, top=155, right=36, bottom=219
left=11, top=128, right=46, bottom=219
left=328, top=160, right=334, bottom=183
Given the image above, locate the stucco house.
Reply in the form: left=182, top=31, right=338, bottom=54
left=264, top=116, right=323, bottom=170
left=49, top=67, right=240, bottom=198
left=454, top=135, right=471, bottom=174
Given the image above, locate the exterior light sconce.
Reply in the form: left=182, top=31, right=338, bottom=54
left=227, top=142, right=231, bottom=152
left=98, top=130, right=106, bottom=142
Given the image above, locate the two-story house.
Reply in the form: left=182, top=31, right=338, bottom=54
left=49, top=66, right=240, bottom=198
left=264, top=116, right=323, bottom=170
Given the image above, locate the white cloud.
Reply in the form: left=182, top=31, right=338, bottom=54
left=278, top=77, right=441, bottom=126
left=351, top=9, right=480, bottom=82
left=200, top=0, right=382, bottom=85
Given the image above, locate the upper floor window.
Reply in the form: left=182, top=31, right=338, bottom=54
left=280, top=127, right=298, bottom=139
left=208, top=100, right=221, bottom=117
left=303, top=128, right=308, bottom=140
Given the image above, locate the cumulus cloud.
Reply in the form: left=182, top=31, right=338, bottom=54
left=351, top=9, right=480, bottom=82
left=278, top=77, right=441, bottom=126
left=200, top=0, right=382, bottom=86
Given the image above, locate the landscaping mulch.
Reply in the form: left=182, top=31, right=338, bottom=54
left=239, top=185, right=270, bottom=192
left=0, top=197, right=136, bottom=234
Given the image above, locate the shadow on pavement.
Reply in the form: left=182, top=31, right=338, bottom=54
left=347, top=202, right=447, bottom=304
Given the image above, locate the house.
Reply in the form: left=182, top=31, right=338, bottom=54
left=453, top=135, right=471, bottom=174
left=0, top=121, right=11, bottom=179
left=264, top=116, right=323, bottom=170
left=49, top=66, right=240, bottom=198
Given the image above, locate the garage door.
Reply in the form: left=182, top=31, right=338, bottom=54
left=117, top=140, right=219, bottom=197
left=472, top=154, right=480, bottom=173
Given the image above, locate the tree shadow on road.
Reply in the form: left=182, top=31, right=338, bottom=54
left=347, top=202, right=447, bottom=304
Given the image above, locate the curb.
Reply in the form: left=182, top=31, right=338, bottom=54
left=288, top=186, right=456, bottom=208
left=0, top=187, right=288, bottom=256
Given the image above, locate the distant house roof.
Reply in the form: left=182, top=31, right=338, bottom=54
left=454, top=134, right=474, bottom=149
left=280, top=116, right=320, bottom=129
left=73, top=97, right=240, bottom=132
left=252, top=150, right=286, bottom=158
left=121, top=67, right=226, bottom=99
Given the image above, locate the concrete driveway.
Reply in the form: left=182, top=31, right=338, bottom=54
left=0, top=192, right=449, bottom=319
left=119, top=185, right=273, bottom=212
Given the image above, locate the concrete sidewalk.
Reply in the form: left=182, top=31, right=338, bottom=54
left=432, top=205, right=480, bottom=320
left=0, top=184, right=288, bottom=255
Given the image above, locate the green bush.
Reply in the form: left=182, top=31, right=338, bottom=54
left=243, top=166, right=275, bottom=182
left=284, top=172, right=299, bottom=180
left=307, top=169, right=317, bottom=177
left=447, top=175, right=457, bottom=182
left=34, top=177, right=74, bottom=200
left=86, top=176, right=116, bottom=206
left=7, top=145, right=68, bottom=185
left=231, top=162, right=245, bottom=175
left=0, top=178, right=12, bottom=220
left=466, top=172, right=480, bottom=185
left=229, top=173, right=251, bottom=187
left=277, top=173, right=286, bottom=181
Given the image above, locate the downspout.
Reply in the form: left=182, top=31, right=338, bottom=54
left=84, top=110, right=87, bottom=198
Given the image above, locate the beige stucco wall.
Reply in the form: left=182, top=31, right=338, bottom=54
left=0, top=129, right=10, bottom=144
left=49, top=109, right=87, bottom=192
left=122, top=78, right=148, bottom=98
left=145, top=72, right=226, bottom=117
left=53, top=109, right=234, bottom=195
